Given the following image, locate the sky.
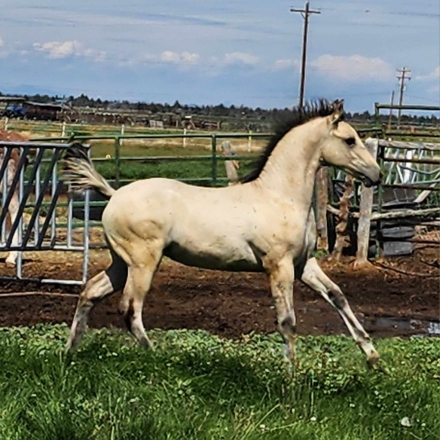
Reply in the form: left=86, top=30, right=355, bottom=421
left=0, top=0, right=439, bottom=112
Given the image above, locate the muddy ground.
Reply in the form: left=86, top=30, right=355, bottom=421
left=0, top=247, right=438, bottom=339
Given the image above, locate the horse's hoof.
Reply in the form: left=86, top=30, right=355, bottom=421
left=5, top=261, right=16, bottom=268
left=367, top=352, right=381, bottom=369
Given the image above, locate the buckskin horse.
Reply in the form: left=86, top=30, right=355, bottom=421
left=62, top=99, right=382, bottom=366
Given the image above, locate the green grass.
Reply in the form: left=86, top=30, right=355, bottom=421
left=0, top=325, right=438, bottom=440
left=93, top=158, right=256, bottom=184
left=67, top=140, right=258, bottom=185
left=20, top=138, right=261, bottom=187
left=87, top=140, right=260, bottom=184
left=12, top=120, right=267, bottom=186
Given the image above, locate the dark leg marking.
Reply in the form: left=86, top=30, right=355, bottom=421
left=124, top=298, right=134, bottom=332
left=328, top=289, right=348, bottom=310
left=281, top=315, right=297, bottom=334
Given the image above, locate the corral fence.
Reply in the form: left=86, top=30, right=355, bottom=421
left=0, top=132, right=270, bottom=284
left=0, top=141, right=90, bottom=285
left=0, top=104, right=439, bottom=285
left=321, top=103, right=440, bottom=264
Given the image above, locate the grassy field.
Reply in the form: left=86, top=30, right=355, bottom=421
left=21, top=141, right=261, bottom=187
left=8, top=120, right=267, bottom=185
left=0, top=325, right=438, bottom=440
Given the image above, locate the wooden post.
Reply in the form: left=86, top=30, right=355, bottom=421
left=221, top=141, right=239, bottom=184
left=183, top=128, right=187, bottom=148
left=120, top=124, right=125, bottom=146
left=314, top=167, right=329, bottom=252
left=332, top=174, right=354, bottom=260
left=355, top=139, right=379, bottom=267
left=248, top=130, right=252, bottom=152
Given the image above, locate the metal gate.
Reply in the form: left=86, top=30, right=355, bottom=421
left=0, top=141, right=90, bottom=285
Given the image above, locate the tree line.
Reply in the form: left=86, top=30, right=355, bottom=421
left=1, top=91, right=438, bottom=125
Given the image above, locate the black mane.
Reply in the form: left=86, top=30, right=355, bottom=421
left=240, top=99, right=336, bottom=183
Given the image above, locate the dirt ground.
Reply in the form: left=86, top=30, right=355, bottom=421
left=0, top=246, right=438, bottom=339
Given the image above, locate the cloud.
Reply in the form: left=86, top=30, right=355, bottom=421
left=0, top=37, right=8, bottom=59
left=429, top=66, right=440, bottom=78
left=210, top=52, right=261, bottom=67
left=163, top=51, right=200, bottom=65
left=33, top=40, right=81, bottom=58
left=142, top=50, right=261, bottom=70
left=223, top=52, right=260, bottom=65
left=33, top=40, right=106, bottom=61
left=272, top=58, right=300, bottom=71
left=417, top=66, right=440, bottom=81
left=309, top=54, right=395, bottom=82
left=145, top=50, right=200, bottom=66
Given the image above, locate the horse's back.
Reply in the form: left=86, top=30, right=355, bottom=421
left=102, top=177, right=240, bottom=230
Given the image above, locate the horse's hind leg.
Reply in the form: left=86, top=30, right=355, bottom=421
left=119, top=266, right=156, bottom=348
left=66, top=250, right=127, bottom=351
left=300, top=257, right=379, bottom=366
left=119, top=244, right=162, bottom=348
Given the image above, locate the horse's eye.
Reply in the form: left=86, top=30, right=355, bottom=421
left=345, top=137, right=356, bottom=147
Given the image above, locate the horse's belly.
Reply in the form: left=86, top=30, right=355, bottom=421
left=163, top=241, right=263, bottom=272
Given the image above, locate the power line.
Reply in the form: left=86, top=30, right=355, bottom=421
left=406, top=94, right=440, bottom=104
left=316, top=6, right=439, bottom=18
left=290, top=2, right=320, bottom=108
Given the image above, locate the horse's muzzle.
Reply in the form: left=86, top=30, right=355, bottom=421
left=362, top=170, right=382, bottom=187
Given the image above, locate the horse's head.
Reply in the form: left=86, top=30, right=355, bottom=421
left=320, top=99, right=382, bottom=187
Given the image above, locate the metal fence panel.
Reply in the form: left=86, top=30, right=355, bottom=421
left=0, top=142, right=90, bottom=285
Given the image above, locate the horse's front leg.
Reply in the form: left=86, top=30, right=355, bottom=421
left=268, top=256, right=296, bottom=362
left=300, top=257, right=380, bottom=367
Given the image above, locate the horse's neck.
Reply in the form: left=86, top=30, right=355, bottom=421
left=254, top=119, right=324, bottom=209
left=0, top=129, right=24, bottom=165
left=0, top=146, right=20, bottom=164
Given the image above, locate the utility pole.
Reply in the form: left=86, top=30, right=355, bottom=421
left=387, top=90, right=395, bottom=130
left=290, top=2, right=320, bottom=108
left=396, top=67, right=411, bottom=128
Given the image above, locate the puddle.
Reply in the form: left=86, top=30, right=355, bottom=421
left=372, top=316, right=440, bottom=336
left=427, top=321, right=440, bottom=335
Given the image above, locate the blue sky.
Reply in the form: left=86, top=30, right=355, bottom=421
left=0, top=0, right=439, bottom=112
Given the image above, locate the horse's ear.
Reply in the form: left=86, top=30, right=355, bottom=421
left=330, top=99, right=344, bottom=125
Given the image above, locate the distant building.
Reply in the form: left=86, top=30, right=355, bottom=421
left=0, top=97, right=72, bottom=121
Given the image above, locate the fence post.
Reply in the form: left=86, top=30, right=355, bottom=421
left=332, top=174, right=354, bottom=260
left=183, top=128, right=187, bottom=148
left=120, top=124, right=125, bottom=146
left=248, top=130, right=252, bottom=152
left=211, top=134, right=217, bottom=185
left=314, top=167, right=329, bottom=252
left=114, top=137, right=121, bottom=188
left=375, top=139, right=386, bottom=259
left=355, top=138, right=379, bottom=267
left=374, top=102, right=380, bottom=126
